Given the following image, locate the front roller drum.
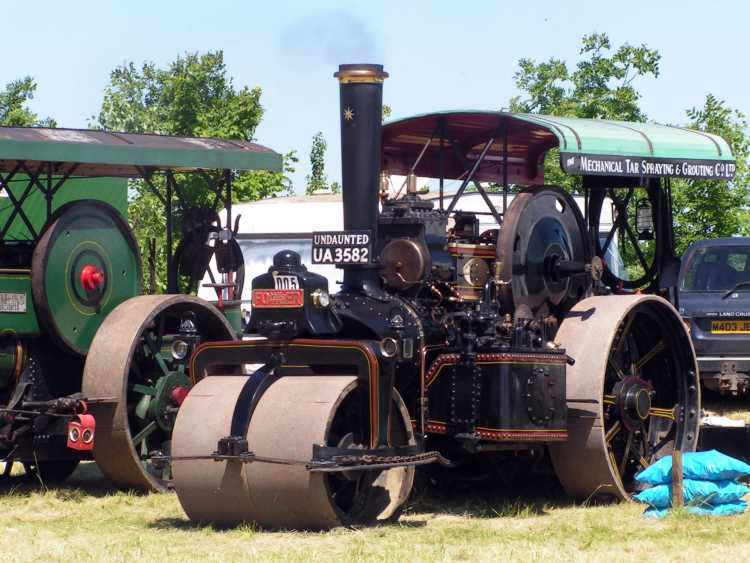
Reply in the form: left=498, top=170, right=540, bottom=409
left=172, top=375, right=415, bottom=530
left=549, top=294, right=700, bottom=501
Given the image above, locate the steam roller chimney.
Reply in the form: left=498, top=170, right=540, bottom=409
left=334, top=63, right=388, bottom=295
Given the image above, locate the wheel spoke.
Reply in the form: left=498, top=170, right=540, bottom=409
left=132, top=383, right=156, bottom=396
left=649, top=406, right=676, bottom=421
left=605, top=420, right=622, bottom=443
left=636, top=340, right=665, bottom=371
left=651, top=428, right=676, bottom=454
left=143, top=331, right=171, bottom=378
left=602, top=223, right=618, bottom=254
left=602, top=188, right=633, bottom=255
left=624, top=222, right=650, bottom=272
left=603, top=394, right=616, bottom=406
left=132, top=420, right=157, bottom=450
left=618, top=431, right=634, bottom=476
left=614, top=315, right=636, bottom=356
left=608, top=356, right=626, bottom=379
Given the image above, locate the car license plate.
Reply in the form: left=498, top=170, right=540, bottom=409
left=711, top=320, right=750, bottom=334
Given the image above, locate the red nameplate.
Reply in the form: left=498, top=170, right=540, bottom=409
left=251, top=289, right=304, bottom=308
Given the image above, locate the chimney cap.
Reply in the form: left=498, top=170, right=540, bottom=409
left=334, top=64, right=388, bottom=84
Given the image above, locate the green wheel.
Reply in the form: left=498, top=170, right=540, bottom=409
left=32, top=200, right=142, bottom=355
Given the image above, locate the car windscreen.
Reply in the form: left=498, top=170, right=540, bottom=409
left=680, top=245, right=750, bottom=291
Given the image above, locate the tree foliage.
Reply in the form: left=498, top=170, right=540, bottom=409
left=305, top=131, right=339, bottom=195
left=672, top=95, right=750, bottom=254
left=0, top=77, right=56, bottom=127
left=511, top=33, right=660, bottom=191
left=511, top=33, right=660, bottom=120
left=306, top=131, right=328, bottom=195
left=94, top=51, right=290, bottom=292
left=510, top=33, right=749, bottom=260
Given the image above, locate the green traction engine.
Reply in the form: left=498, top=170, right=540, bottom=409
left=0, top=129, right=281, bottom=488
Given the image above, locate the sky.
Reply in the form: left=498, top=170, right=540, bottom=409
left=2, top=0, right=748, bottom=194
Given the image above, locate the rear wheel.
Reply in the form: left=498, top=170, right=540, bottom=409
left=82, top=295, right=235, bottom=491
left=549, top=294, right=700, bottom=501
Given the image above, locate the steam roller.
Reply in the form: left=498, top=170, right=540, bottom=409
left=172, top=376, right=415, bottom=529
left=163, top=62, right=708, bottom=529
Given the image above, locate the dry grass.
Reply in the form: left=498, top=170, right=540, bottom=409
left=1, top=462, right=749, bottom=562
left=703, top=396, right=750, bottom=423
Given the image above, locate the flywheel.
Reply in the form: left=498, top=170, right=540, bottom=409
left=496, top=186, right=591, bottom=317
left=32, top=200, right=142, bottom=355
left=548, top=294, right=700, bottom=501
left=172, top=375, right=415, bottom=530
left=82, top=294, right=235, bottom=491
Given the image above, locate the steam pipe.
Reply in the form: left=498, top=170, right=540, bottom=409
left=334, top=64, right=388, bottom=295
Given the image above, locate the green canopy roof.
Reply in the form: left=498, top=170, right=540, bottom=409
left=382, top=111, right=736, bottom=185
left=0, top=126, right=282, bottom=177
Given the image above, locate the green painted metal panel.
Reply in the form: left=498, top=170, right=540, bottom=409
left=0, top=176, right=127, bottom=241
left=0, top=273, right=40, bottom=336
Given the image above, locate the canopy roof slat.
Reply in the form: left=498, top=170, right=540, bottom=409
left=382, top=111, right=736, bottom=185
left=0, top=126, right=282, bottom=177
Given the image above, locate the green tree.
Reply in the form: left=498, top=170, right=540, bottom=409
left=511, top=33, right=661, bottom=190
left=0, top=77, right=56, bottom=127
left=509, top=33, right=750, bottom=277
left=306, top=131, right=339, bottom=194
left=94, top=51, right=289, bottom=291
left=672, top=95, right=750, bottom=254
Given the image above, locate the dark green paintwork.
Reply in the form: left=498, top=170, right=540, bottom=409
left=0, top=273, right=40, bottom=336
left=216, top=300, right=243, bottom=337
left=0, top=176, right=127, bottom=241
left=40, top=204, right=141, bottom=353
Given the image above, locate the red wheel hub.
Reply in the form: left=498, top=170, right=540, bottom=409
left=171, top=386, right=189, bottom=406
left=80, top=265, right=105, bottom=291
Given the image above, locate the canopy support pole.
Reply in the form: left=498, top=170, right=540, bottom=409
left=439, top=118, right=446, bottom=211
left=449, top=142, right=503, bottom=225
left=45, top=162, right=53, bottom=221
left=3, top=162, right=43, bottom=240
left=445, top=138, right=494, bottom=215
left=165, top=171, right=175, bottom=294
left=502, top=124, right=508, bottom=214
